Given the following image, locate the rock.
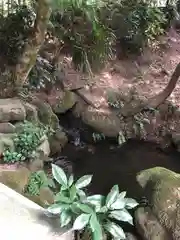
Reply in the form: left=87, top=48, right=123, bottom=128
left=136, top=167, right=180, bottom=239
left=135, top=207, right=169, bottom=240
left=0, top=183, right=74, bottom=240
left=25, top=187, right=54, bottom=207
left=73, top=101, right=123, bottom=137
left=171, top=133, right=180, bottom=146
left=49, top=129, right=68, bottom=155
left=0, top=164, right=31, bottom=194
left=37, top=135, right=51, bottom=157
left=125, top=233, right=138, bottom=240
left=0, top=133, right=15, bottom=155
left=27, top=158, right=44, bottom=172
left=19, top=94, right=60, bottom=130
left=22, top=102, right=39, bottom=122
left=0, top=98, right=26, bottom=122
left=0, top=123, right=15, bottom=133
left=50, top=90, right=77, bottom=114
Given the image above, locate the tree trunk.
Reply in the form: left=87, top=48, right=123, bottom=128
left=14, top=0, right=51, bottom=88
left=121, top=62, right=180, bottom=117
left=0, top=0, right=51, bottom=98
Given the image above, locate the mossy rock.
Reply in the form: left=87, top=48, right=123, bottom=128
left=25, top=187, right=54, bottom=208
left=136, top=167, right=180, bottom=239
left=52, top=90, right=77, bottom=114
left=0, top=164, right=31, bottom=194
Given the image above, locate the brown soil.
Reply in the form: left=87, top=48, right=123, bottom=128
left=44, top=28, right=180, bottom=145
left=59, top=28, right=180, bottom=104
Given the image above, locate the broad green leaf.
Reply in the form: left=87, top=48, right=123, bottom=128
left=75, top=175, right=93, bottom=189
left=90, top=214, right=103, bottom=240
left=73, top=213, right=91, bottom=230
left=119, top=191, right=126, bottom=199
left=47, top=203, right=69, bottom=214
left=55, top=192, right=72, bottom=204
left=110, top=198, right=126, bottom=210
left=104, top=221, right=126, bottom=239
left=86, top=194, right=104, bottom=211
left=92, top=227, right=104, bottom=240
left=51, top=164, right=68, bottom=187
left=109, top=209, right=133, bottom=225
left=69, top=185, right=77, bottom=201
left=98, top=206, right=108, bottom=213
left=86, top=194, right=104, bottom=205
left=106, top=185, right=119, bottom=208
left=76, top=203, right=94, bottom=214
left=125, top=198, right=139, bottom=209
left=60, top=210, right=72, bottom=227
left=77, top=189, right=87, bottom=201
left=68, top=175, right=74, bottom=187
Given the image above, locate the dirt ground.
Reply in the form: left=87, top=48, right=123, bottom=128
left=60, top=28, right=180, bottom=104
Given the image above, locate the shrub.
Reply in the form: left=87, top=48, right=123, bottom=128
left=49, top=0, right=115, bottom=74
left=3, top=121, right=53, bottom=163
left=24, top=170, right=55, bottom=196
left=0, top=5, right=35, bottom=65
left=102, top=0, right=167, bottom=54
left=48, top=164, right=138, bottom=239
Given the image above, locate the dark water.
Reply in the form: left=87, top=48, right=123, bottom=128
left=54, top=109, right=180, bottom=238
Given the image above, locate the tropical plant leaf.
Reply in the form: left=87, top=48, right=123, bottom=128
left=86, top=194, right=105, bottom=211
left=110, top=197, right=126, bottom=210
left=75, top=175, right=93, bottom=189
left=106, top=185, right=119, bottom=208
left=104, top=221, right=126, bottom=239
left=73, top=213, right=91, bottom=230
left=54, top=192, right=72, bottom=204
left=76, top=203, right=94, bottom=214
left=125, top=198, right=139, bottom=209
left=90, top=214, right=103, bottom=240
left=60, top=210, right=72, bottom=227
left=51, top=164, right=68, bottom=187
left=109, top=209, right=133, bottom=225
left=77, top=189, right=87, bottom=200
left=119, top=191, right=126, bottom=199
left=98, top=205, right=108, bottom=213
left=69, top=184, right=77, bottom=201
left=68, top=175, right=74, bottom=187
left=47, top=203, right=69, bottom=214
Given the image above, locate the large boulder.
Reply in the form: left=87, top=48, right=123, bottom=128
left=135, top=167, right=180, bottom=239
left=73, top=100, right=123, bottom=137
left=0, top=98, right=26, bottom=122
left=48, top=89, right=77, bottom=114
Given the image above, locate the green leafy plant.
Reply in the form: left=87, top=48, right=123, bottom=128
left=25, top=170, right=55, bottom=196
left=48, top=164, right=138, bottom=240
left=133, top=113, right=150, bottom=139
left=92, top=133, right=105, bottom=142
left=118, top=131, right=126, bottom=146
left=49, top=0, right=115, bottom=74
left=102, top=0, right=167, bottom=54
left=3, top=121, right=53, bottom=163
